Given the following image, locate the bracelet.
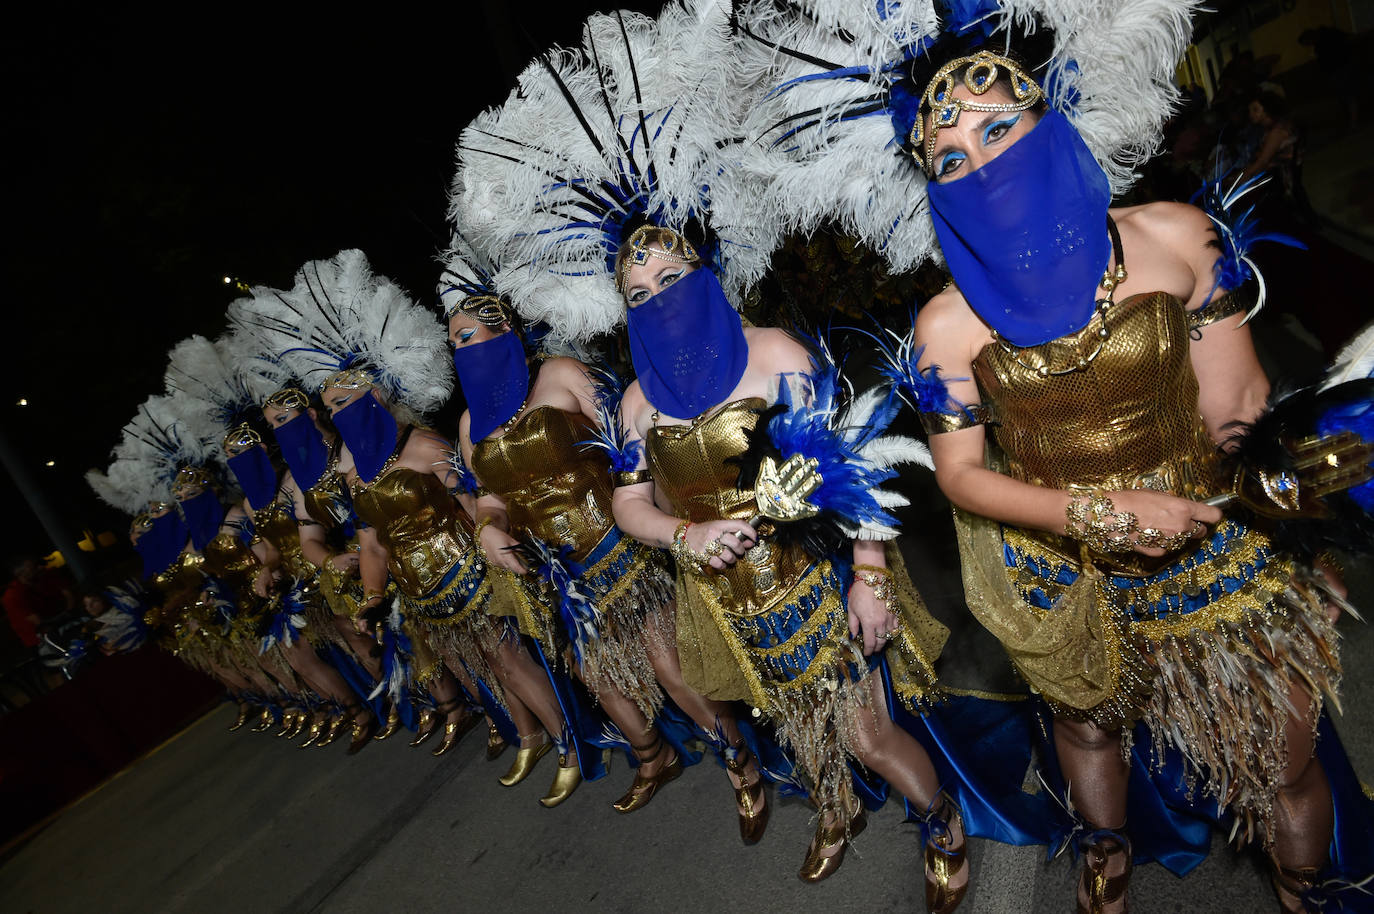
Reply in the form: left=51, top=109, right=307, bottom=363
left=669, top=521, right=711, bottom=574
left=363, top=590, right=386, bottom=604
left=473, top=518, right=494, bottom=558
left=852, top=564, right=894, bottom=606
left=615, top=469, right=652, bottom=487
left=1064, top=490, right=1197, bottom=554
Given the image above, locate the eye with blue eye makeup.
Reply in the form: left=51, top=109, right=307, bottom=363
left=983, top=113, right=1021, bottom=145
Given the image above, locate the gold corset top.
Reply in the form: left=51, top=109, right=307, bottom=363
left=350, top=466, right=471, bottom=599
left=304, top=470, right=353, bottom=530
left=154, top=550, right=205, bottom=607
left=645, top=398, right=809, bottom=616
left=471, top=406, right=614, bottom=560
left=201, top=532, right=260, bottom=595
left=252, top=501, right=314, bottom=577
left=974, top=291, right=1223, bottom=571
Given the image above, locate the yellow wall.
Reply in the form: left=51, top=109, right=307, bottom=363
left=1251, top=0, right=1337, bottom=75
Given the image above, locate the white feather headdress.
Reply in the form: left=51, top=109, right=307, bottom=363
left=450, top=0, right=780, bottom=343
left=250, top=250, right=452, bottom=418
left=163, top=334, right=283, bottom=456
left=87, top=394, right=221, bottom=514
left=735, top=0, right=1199, bottom=272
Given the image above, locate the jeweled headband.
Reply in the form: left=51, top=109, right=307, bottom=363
left=910, top=50, right=1044, bottom=174
left=222, top=423, right=262, bottom=454
left=172, top=465, right=213, bottom=493
left=615, top=225, right=701, bottom=294
left=320, top=367, right=376, bottom=392
left=442, top=293, right=511, bottom=328
left=264, top=387, right=309, bottom=412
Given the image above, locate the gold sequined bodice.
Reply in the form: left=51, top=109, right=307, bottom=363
left=201, top=532, right=260, bottom=596
left=303, top=440, right=355, bottom=533
left=350, top=466, right=471, bottom=599
left=252, top=501, right=315, bottom=577
left=974, top=291, right=1222, bottom=572
left=154, top=549, right=205, bottom=610
left=471, top=406, right=613, bottom=560
left=645, top=398, right=811, bottom=616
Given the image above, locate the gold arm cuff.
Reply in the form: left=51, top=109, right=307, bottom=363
left=614, top=469, right=652, bottom=487
left=1187, top=288, right=1252, bottom=332
left=919, top=404, right=991, bottom=435
left=474, top=486, right=490, bottom=497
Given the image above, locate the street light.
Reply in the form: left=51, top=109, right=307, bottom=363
left=45, top=460, right=55, bottom=467
left=16, top=398, right=27, bottom=406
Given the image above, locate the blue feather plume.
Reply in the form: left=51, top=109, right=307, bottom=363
left=369, top=605, right=414, bottom=704
left=844, top=318, right=972, bottom=417
left=766, top=365, right=902, bottom=532
left=578, top=364, right=643, bottom=474
left=522, top=535, right=602, bottom=667
left=441, top=448, right=480, bottom=496
left=1192, top=166, right=1306, bottom=317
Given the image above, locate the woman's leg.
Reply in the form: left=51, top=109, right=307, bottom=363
left=1271, top=682, right=1333, bottom=912
left=1053, top=716, right=1130, bottom=914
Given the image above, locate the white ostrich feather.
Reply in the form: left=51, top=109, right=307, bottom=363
left=451, top=0, right=780, bottom=343
left=1321, top=322, right=1374, bottom=391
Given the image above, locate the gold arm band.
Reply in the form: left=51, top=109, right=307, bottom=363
left=614, top=469, right=652, bottom=487
left=919, top=404, right=992, bottom=435
left=1187, top=288, right=1253, bottom=333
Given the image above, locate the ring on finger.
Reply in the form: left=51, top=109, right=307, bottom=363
left=704, top=539, right=725, bottom=557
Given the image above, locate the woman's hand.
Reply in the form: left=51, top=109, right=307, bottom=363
left=847, top=579, right=898, bottom=657
left=252, top=566, right=280, bottom=599
left=686, top=520, right=758, bottom=572
left=480, top=524, right=530, bottom=575
left=1089, top=489, right=1223, bottom=557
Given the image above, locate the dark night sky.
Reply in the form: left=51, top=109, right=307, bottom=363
left=2, top=2, right=658, bottom=563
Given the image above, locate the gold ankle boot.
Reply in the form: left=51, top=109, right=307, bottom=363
left=298, top=715, right=327, bottom=747
left=432, top=711, right=481, bottom=758
left=373, top=705, right=402, bottom=741
left=798, top=801, right=866, bottom=883
left=499, top=740, right=552, bottom=786
left=250, top=708, right=275, bottom=733
left=409, top=710, right=439, bottom=748
left=276, top=709, right=300, bottom=738
left=612, top=737, right=682, bottom=814
left=726, top=743, right=769, bottom=845
left=228, top=702, right=252, bottom=732
left=540, top=754, right=583, bottom=808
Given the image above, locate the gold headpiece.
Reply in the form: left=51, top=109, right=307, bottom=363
left=130, top=513, right=154, bottom=533
left=221, top=423, right=263, bottom=454
left=320, top=367, right=376, bottom=393
left=910, top=50, right=1044, bottom=174
left=443, top=293, right=510, bottom=328
left=264, top=387, right=309, bottom=412
left=172, top=465, right=213, bottom=497
left=147, top=501, right=173, bottom=516
left=615, top=225, right=701, bottom=294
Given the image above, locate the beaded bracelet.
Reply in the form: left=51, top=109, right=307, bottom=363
left=851, top=564, right=894, bottom=606
left=669, top=521, right=711, bottom=573
left=473, top=517, right=494, bottom=558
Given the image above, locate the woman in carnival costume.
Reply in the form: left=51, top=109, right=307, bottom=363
left=453, top=2, right=971, bottom=900
left=90, top=397, right=291, bottom=730
left=165, top=334, right=380, bottom=751
left=272, top=249, right=510, bottom=759
left=230, top=273, right=508, bottom=757
left=442, top=233, right=718, bottom=812
left=737, top=0, right=1374, bottom=908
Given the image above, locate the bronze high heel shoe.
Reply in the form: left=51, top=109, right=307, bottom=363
left=276, top=708, right=301, bottom=738
left=612, top=735, right=682, bottom=814
left=409, top=710, right=440, bottom=748
left=250, top=708, right=275, bottom=733
left=1076, top=829, right=1132, bottom=914
left=346, top=705, right=379, bottom=755
left=432, top=709, right=482, bottom=758
left=539, top=753, right=583, bottom=808
left=486, top=720, right=508, bottom=761
left=499, top=736, right=553, bottom=786
left=797, top=798, right=867, bottom=883
left=373, top=704, right=402, bottom=741
left=298, top=714, right=327, bottom=748
left=315, top=710, right=349, bottom=748
left=227, top=701, right=252, bottom=732
left=726, top=743, right=769, bottom=845
left=1271, top=862, right=1320, bottom=914
left=922, top=793, right=969, bottom=914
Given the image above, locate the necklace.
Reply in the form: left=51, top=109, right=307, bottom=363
left=990, top=217, right=1128, bottom=378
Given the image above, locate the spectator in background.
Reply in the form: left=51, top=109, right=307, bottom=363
left=2, top=555, right=73, bottom=648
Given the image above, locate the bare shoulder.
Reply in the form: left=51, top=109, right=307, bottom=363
left=539, top=356, right=587, bottom=381
left=745, top=326, right=812, bottom=373
left=1116, top=201, right=1214, bottom=253
left=409, top=428, right=455, bottom=459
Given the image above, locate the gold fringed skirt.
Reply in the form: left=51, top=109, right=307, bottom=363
left=955, top=508, right=1340, bottom=845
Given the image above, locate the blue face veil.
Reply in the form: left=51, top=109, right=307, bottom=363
left=332, top=390, right=400, bottom=484
left=272, top=412, right=330, bottom=491
left=927, top=109, right=1112, bottom=347
left=135, top=512, right=188, bottom=577
left=180, top=489, right=225, bottom=552
left=226, top=447, right=279, bottom=511
left=625, top=268, right=748, bottom=420
left=452, top=329, right=529, bottom=444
